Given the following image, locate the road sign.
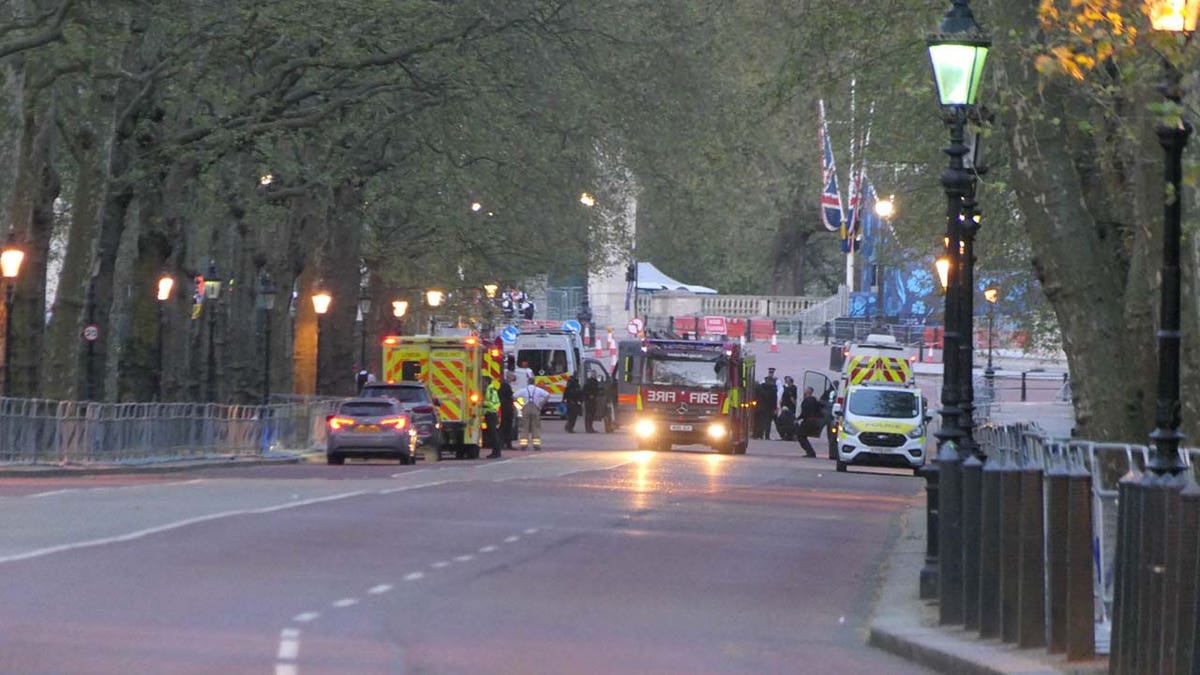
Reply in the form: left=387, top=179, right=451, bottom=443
left=703, top=315, right=728, bottom=336
left=627, top=317, right=644, bottom=336
left=561, top=319, right=581, bottom=334
left=82, top=324, right=100, bottom=343
left=500, top=326, right=519, bottom=343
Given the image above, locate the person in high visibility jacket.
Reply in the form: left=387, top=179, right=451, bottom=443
left=515, top=381, right=551, bottom=450
left=483, top=377, right=502, bottom=459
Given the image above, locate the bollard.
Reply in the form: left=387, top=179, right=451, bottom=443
left=1045, top=453, right=1070, bottom=654
left=1021, top=371, right=1027, bottom=402
left=796, top=320, right=803, bottom=344
left=920, top=461, right=941, bottom=599
left=1133, top=472, right=1180, bottom=674
left=1110, top=472, right=1141, bottom=674
left=962, top=454, right=983, bottom=631
left=1065, top=456, right=1095, bottom=660
left=938, top=441, right=965, bottom=625
left=823, top=321, right=830, bottom=345
left=978, top=450, right=1003, bottom=638
left=918, top=339, right=925, bottom=363
left=1174, top=475, right=1200, bottom=672
left=999, top=450, right=1022, bottom=643
left=1017, top=450, right=1047, bottom=649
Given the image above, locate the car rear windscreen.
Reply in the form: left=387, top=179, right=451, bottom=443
left=340, top=401, right=399, bottom=415
left=363, top=387, right=429, bottom=403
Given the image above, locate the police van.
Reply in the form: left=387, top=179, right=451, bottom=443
left=512, top=330, right=585, bottom=414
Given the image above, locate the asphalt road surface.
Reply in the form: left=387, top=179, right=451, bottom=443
left=0, top=417, right=931, bottom=675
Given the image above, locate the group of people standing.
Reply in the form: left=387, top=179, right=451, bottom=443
left=482, top=360, right=552, bottom=458
left=752, top=367, right=827, bottom=458
left=562, top=374, right=606, bottom=433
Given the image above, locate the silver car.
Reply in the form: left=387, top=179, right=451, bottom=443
left=326, top=398, right=418, bottom=465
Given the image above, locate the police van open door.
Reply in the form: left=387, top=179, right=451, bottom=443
left=803, top=370, right=839, bottom=460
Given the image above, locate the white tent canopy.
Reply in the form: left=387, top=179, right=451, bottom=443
left=637, top=262, right=718, bottom=294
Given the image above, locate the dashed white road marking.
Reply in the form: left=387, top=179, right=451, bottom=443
left=292, top=611, right=320, bottom=623
left=504, top=535, right=520, bottom=543
left=27, top=479, right=205, bottom=499
left=277, top=628, right=301, bottom=659
left=368, top=584, right=393, bottom=595
left=455, top=554, right=474, bottom=562
left=524, top=528, right=539, bottom=535
left=404, top=571, right=425, bottom=581
left=332, top=598, right=359, bottom=608
left=431, top=561, right=450, bottom=568
left=479, top=545, right=498, bottom=553
left=275, top=665, right=298, bottom=675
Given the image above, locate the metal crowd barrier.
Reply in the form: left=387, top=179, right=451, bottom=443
left=0, top=397, right=337, bottom=464
left=934, top=422, right=1185, bottom=666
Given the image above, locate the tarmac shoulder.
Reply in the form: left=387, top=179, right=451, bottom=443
left=0, top=452, right=306, bottom=478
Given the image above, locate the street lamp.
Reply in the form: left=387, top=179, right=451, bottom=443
left=1, top=235, right=25, bottom=397
left=873, top=195, right=895, bottom=329
left=257, top=273, right=277, bottom=405
left=203, top=260, right=222, bottom=402
left=983, top=286, right=998, bottom=398
left=425, top=289, right=444, bottom=335
left=311, top=288, right=331, bottom=394
left=935, top=254, right=951, bottom=292
left=155, top=273, right=174, bottom=400
left=927, top=0, right=989, bottom=627
left=483, top=283, right=499, bottom=338
left=392, top=299, right=409, bottom=336
left=358, top=285, right=372, bottom=378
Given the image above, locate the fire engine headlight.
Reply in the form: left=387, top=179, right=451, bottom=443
left=633, top=419, right=656, bottom=438
left=707, top=423, right=727, bottom=439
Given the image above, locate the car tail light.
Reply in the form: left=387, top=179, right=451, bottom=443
left=412, top=405, right=435, bottom=414
left=380, top=417, right=409, bottom=430
left=328, top=416, right=356, bottom=430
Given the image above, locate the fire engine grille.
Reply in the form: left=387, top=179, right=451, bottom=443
left=859, top=432, right=906, bottom=448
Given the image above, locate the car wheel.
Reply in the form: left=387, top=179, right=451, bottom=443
left=327, top=453, right=344, bottom=465
left=836, top=460, right=847, bottom=473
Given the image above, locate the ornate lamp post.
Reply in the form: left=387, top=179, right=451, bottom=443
left=425, top=289, right=444, bottom=335
left=927, top=0, right=990, bottom=626
left=203, top=260, right=222, bottom=402
left=1, top=235, right=25, bottom=398
left=357, top=285, right=372, bottom=376
left=483, top=283, right=499, bottom=338
left=257, top=273, right=277, bottom=405
left=155, top=273, right=174, bottom=400
left=311, top=288, right=332, bottom=395
left=983, top=286, right=998, bottom=398
left=392, top=299, right=409, bottom=336
left=873, top=195, right=894, bottom=331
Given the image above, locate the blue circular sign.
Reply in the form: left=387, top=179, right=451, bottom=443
left=501, top=326, right=520, bottom=343
left=561, top=319, right=581, bottom=334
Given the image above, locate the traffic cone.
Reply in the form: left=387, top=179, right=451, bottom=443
left=769, top=333, right=780, bottom=353
left=595, top=342, right=607, bottom=358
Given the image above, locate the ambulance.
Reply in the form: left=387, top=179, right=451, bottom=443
left=512, top=329, right=585, bottom=415
left=380, top=334, right=505, bottom=460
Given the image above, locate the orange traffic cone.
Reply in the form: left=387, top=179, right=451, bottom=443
left=769, top=333, right=780, bottom=353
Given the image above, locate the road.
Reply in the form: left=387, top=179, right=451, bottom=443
left=0, top=344, right=932, bottom=674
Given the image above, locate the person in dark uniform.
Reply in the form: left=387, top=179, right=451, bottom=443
left=499, top=372, right=516, bottom=449
left=753, top=378, right=773, bottom=439
left=797, top=386, right=822, bottom=457
left=563, top=376, right=583, bottom=432
left=582, top=374, right=602, bottom=433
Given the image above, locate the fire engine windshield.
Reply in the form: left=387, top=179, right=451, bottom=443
left=847, top=389, right=919, bottom=419
left=645, top=357, right=727, bottom=388
left=517, top=349, right=569, bottom=376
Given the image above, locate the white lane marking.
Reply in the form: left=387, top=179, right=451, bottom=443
left=0, top=490, right=370, bottom=565
left=404, top=571, right=425, bottom=581
left=381, top=479, right=449, bottom=494
left=275, top=665, right=298, bottom=675
left=523, top=528, right=539, bottom=535
left=292, top=611, right=320, bottom=623
left=479, top=545, right=498, bottom=553
left=332, top=598, right=359, bottom=608
left=27, top=479, right=205, bottom=499
left=504, top=535, right=520, bottom=543
left=368, top=584, right=393, bottom=595
left=431, top=561, right=449, bottom=569
left=277, top=628, right=301, bottom=659
left=454, top=554, right=474, bottom=562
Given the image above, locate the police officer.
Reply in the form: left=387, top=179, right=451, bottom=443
left=483, top=376, right=502, bottom=458
left=582, top=373, right=602, bottom=433
left=563, top=376, right=583, bottom=432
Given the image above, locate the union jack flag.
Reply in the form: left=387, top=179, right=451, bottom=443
left=819, top=100, right=843, bottom=234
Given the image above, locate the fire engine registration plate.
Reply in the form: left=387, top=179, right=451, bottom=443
left=669, top=424, right=693, bottom=431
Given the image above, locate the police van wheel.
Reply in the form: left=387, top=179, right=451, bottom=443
left=836, top=460, right=847, bottom=473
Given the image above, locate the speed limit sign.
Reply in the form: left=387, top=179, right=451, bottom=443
left=82, top=324, right=100, bottom=343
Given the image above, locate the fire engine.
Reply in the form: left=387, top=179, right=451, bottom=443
left=631, top=339, right=754, bottom=455
left=381, top=334, right=505, bottom=460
